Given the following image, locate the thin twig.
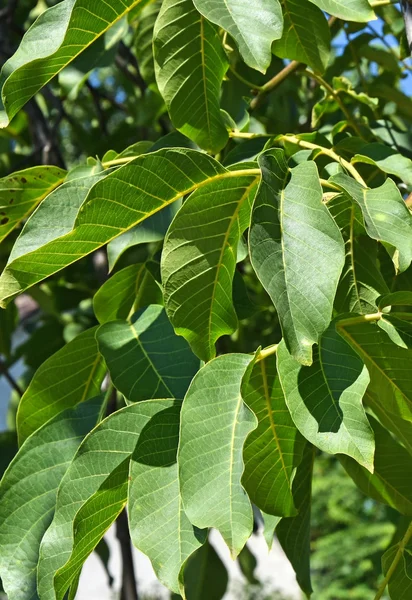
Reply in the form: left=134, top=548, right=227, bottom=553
left=116, top=509, right=139, bottom=600
left=374, top=520, right=412, bottom=600
left=0, top=360, right=24, bottom=397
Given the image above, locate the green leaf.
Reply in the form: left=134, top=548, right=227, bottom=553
left=340, top=417, right=412, bottom=516
left=193, top=0, right=283, bottom=73
left=242, top=355, right=305, bottom=516
left=179, top=353, right=257, bottom=557
left=182, top=538, right=229, bottom=600
left=0, top=0, right=144, bottom=127
left=134, top=0, right=161, bottom=85
left=37, top=399, right=176, bottom=600
left=153, top=0, right=229, bottom=152
left=0, top=149, right=239, bottom=307
left=379, top=292, right=412, bottom=310
left=352, top=143, right=412, bottom=187
left=382, top=533, right=412, bottom=600
left=337, top=319, right=412, bottom=425
left=93, top=263, right=162, bottom=324
left=328, top=193, right=389, bottom=314
left=107, top=202, right=181, bottom=270
left=237, top=544, right=259, bottom=584
left=272, top=0, right=330, bottom=73
left=332, top=174, right=412, bottom=273
left=96, top=305, right=199, bottom=402
left=16, top=327, right=106, bottom=444
left=276, top=443, right=315, bottom=599
left=128, top=401, right=206, bottom=594
left=249, top=149, right=345, bottom=365
left=7, top=170, right=108, bottom=263
left=0, top=166, right=66, bottom=243
left=162, top=169, right=259, bottom=362
left=307, top=0, right=375, bottom=22
left=277, top=322, right=374, bottom=470
left=0, top=301, right=17, bottom=361
left=0, top=398, right=100, bottom=600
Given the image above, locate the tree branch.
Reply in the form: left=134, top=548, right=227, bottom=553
left=116, top=509, right=139, bottom=600
left=0, top=360, right=24, bottom=398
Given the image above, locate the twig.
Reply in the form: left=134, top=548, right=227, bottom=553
left=250, top=61, right=301, bottom=110
left=374, top=520, right=412, bottom=599
left=0, top=360, right=24, bottom=397
left=116, top=509, right=139, bottom=600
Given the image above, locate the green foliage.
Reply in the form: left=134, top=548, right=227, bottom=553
left=0, top=1, right=412, bottom=599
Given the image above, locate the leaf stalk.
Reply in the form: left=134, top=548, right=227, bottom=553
left=374, top=519, right=412, bottom=600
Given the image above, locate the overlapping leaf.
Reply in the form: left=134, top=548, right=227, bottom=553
left=332, top=174, right=412, bottom=273
left=97, top=305, right=199, bottom=402
left=340, top=417, right=412, bottom=516
left=37, top=399, right=189, bottom=600
left=0, top=166, right=66, bottom=243
left=16, top=327, right=105, bottom=444
left=0, top=149, right=249, bottom=307
left=179, top=353, right=257, bottom=557
left=0, top=398, right=100, bottom=600
left=276, top=443, right=315, bottom=599
left=162, top=169, right=259, bottom=361
left=328, top=193, right=389, bottom=314
left=249, top=149, right=345, bottom=365
left=352, top=142, right=412, bottom=187
left=153, top=0, right=228, bottom=152
left=242, top=355, right=305, bottom=516
left=134, top=0, right=162, bottom=85
left=277, top=323, right=374, bottom=469
left=93, top=263, right=162, bottom=323
left=272, top=0, right=330, bottom=73
left=128, top=401, right=206, bottom=594
left=193, top=0, right=283, bottom=73
left=0, top=0, right=144, bottom=127
left=181, top=539, right=229, bottom=599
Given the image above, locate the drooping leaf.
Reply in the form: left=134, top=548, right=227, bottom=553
left=93, top=263, right=162, bottom=324
left=272, top=0, right=330, bottom=73
left=0, top=149, right=243, bottom=307
left=16, top=327, right=106, bottom=444
left=276, top=443, right=315, bottom=599
left=182, top=538, right=229, bottom=600
left=340, top=417, right=412, bottom=516
left=242, top=355, right=305, bottom=516
left=328, top=193, right=389, bottom=314
left=96, top=305, right=199, bottom=402
left=193, top=0, right=283, bottom=73
left=249, top=149, right=345, bottom=365
left=179, top=353, right=257, bottom=557
left=277, top=322, right=374, bottom=470
left=0, top=398, right=100, bottom=600
left=0, top=166, right=66, bottom=243
left=153, top=0, right=229, bottom=152
left=352, top=142, right=412, bottom=187
left=307, top=0, right=375, bottom=22
left=0, top=0, right=145, bottom=127
left=162, top=169, right=259, bottom=362
left=237, top=544, right=259, bottom=584
left=332, top=174, right=412, bottom=273
left=37, top=399, right=177, bottom=600
left=128, top=401, right=206, bottom=594
left=337, top=319, right=412, bottom=424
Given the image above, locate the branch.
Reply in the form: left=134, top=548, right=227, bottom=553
left=374, top=520, right=412, bottom=600
left=116, top=509, right=139, bottom=600
left=0, top=360, right=24, bottom=397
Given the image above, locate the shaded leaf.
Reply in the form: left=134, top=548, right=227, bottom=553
left=276, top=443, right=315, bottom=599
left=97, top=305, right=199, bottom=402
left=128, top=401, right=206, bottom=594
left=340, top=417, right=412, bottom=516
left=242, top=355, right=305, bottom=516
left=16, top=327, right=105, bottom=444
left=272, top=0, right=330, bottom=73
left=183, top=538, right=228, bottom=600
left=93, top=263, right=162, bottom=324
left=134, top=0, right=162, bottom=85
left=0, top=398, right=100, bottom=600
left=277, top=323, right=374, bottom=469
left=352, top=142, right=412, bottom=187
left=250, top=149, right=344, bottom=365
left=179, top=353, right=257, bottom=557
left=162, top=169, right=259, bottom=361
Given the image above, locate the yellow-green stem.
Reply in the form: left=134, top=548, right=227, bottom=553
left=374, top=520, right=412, bottom=600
